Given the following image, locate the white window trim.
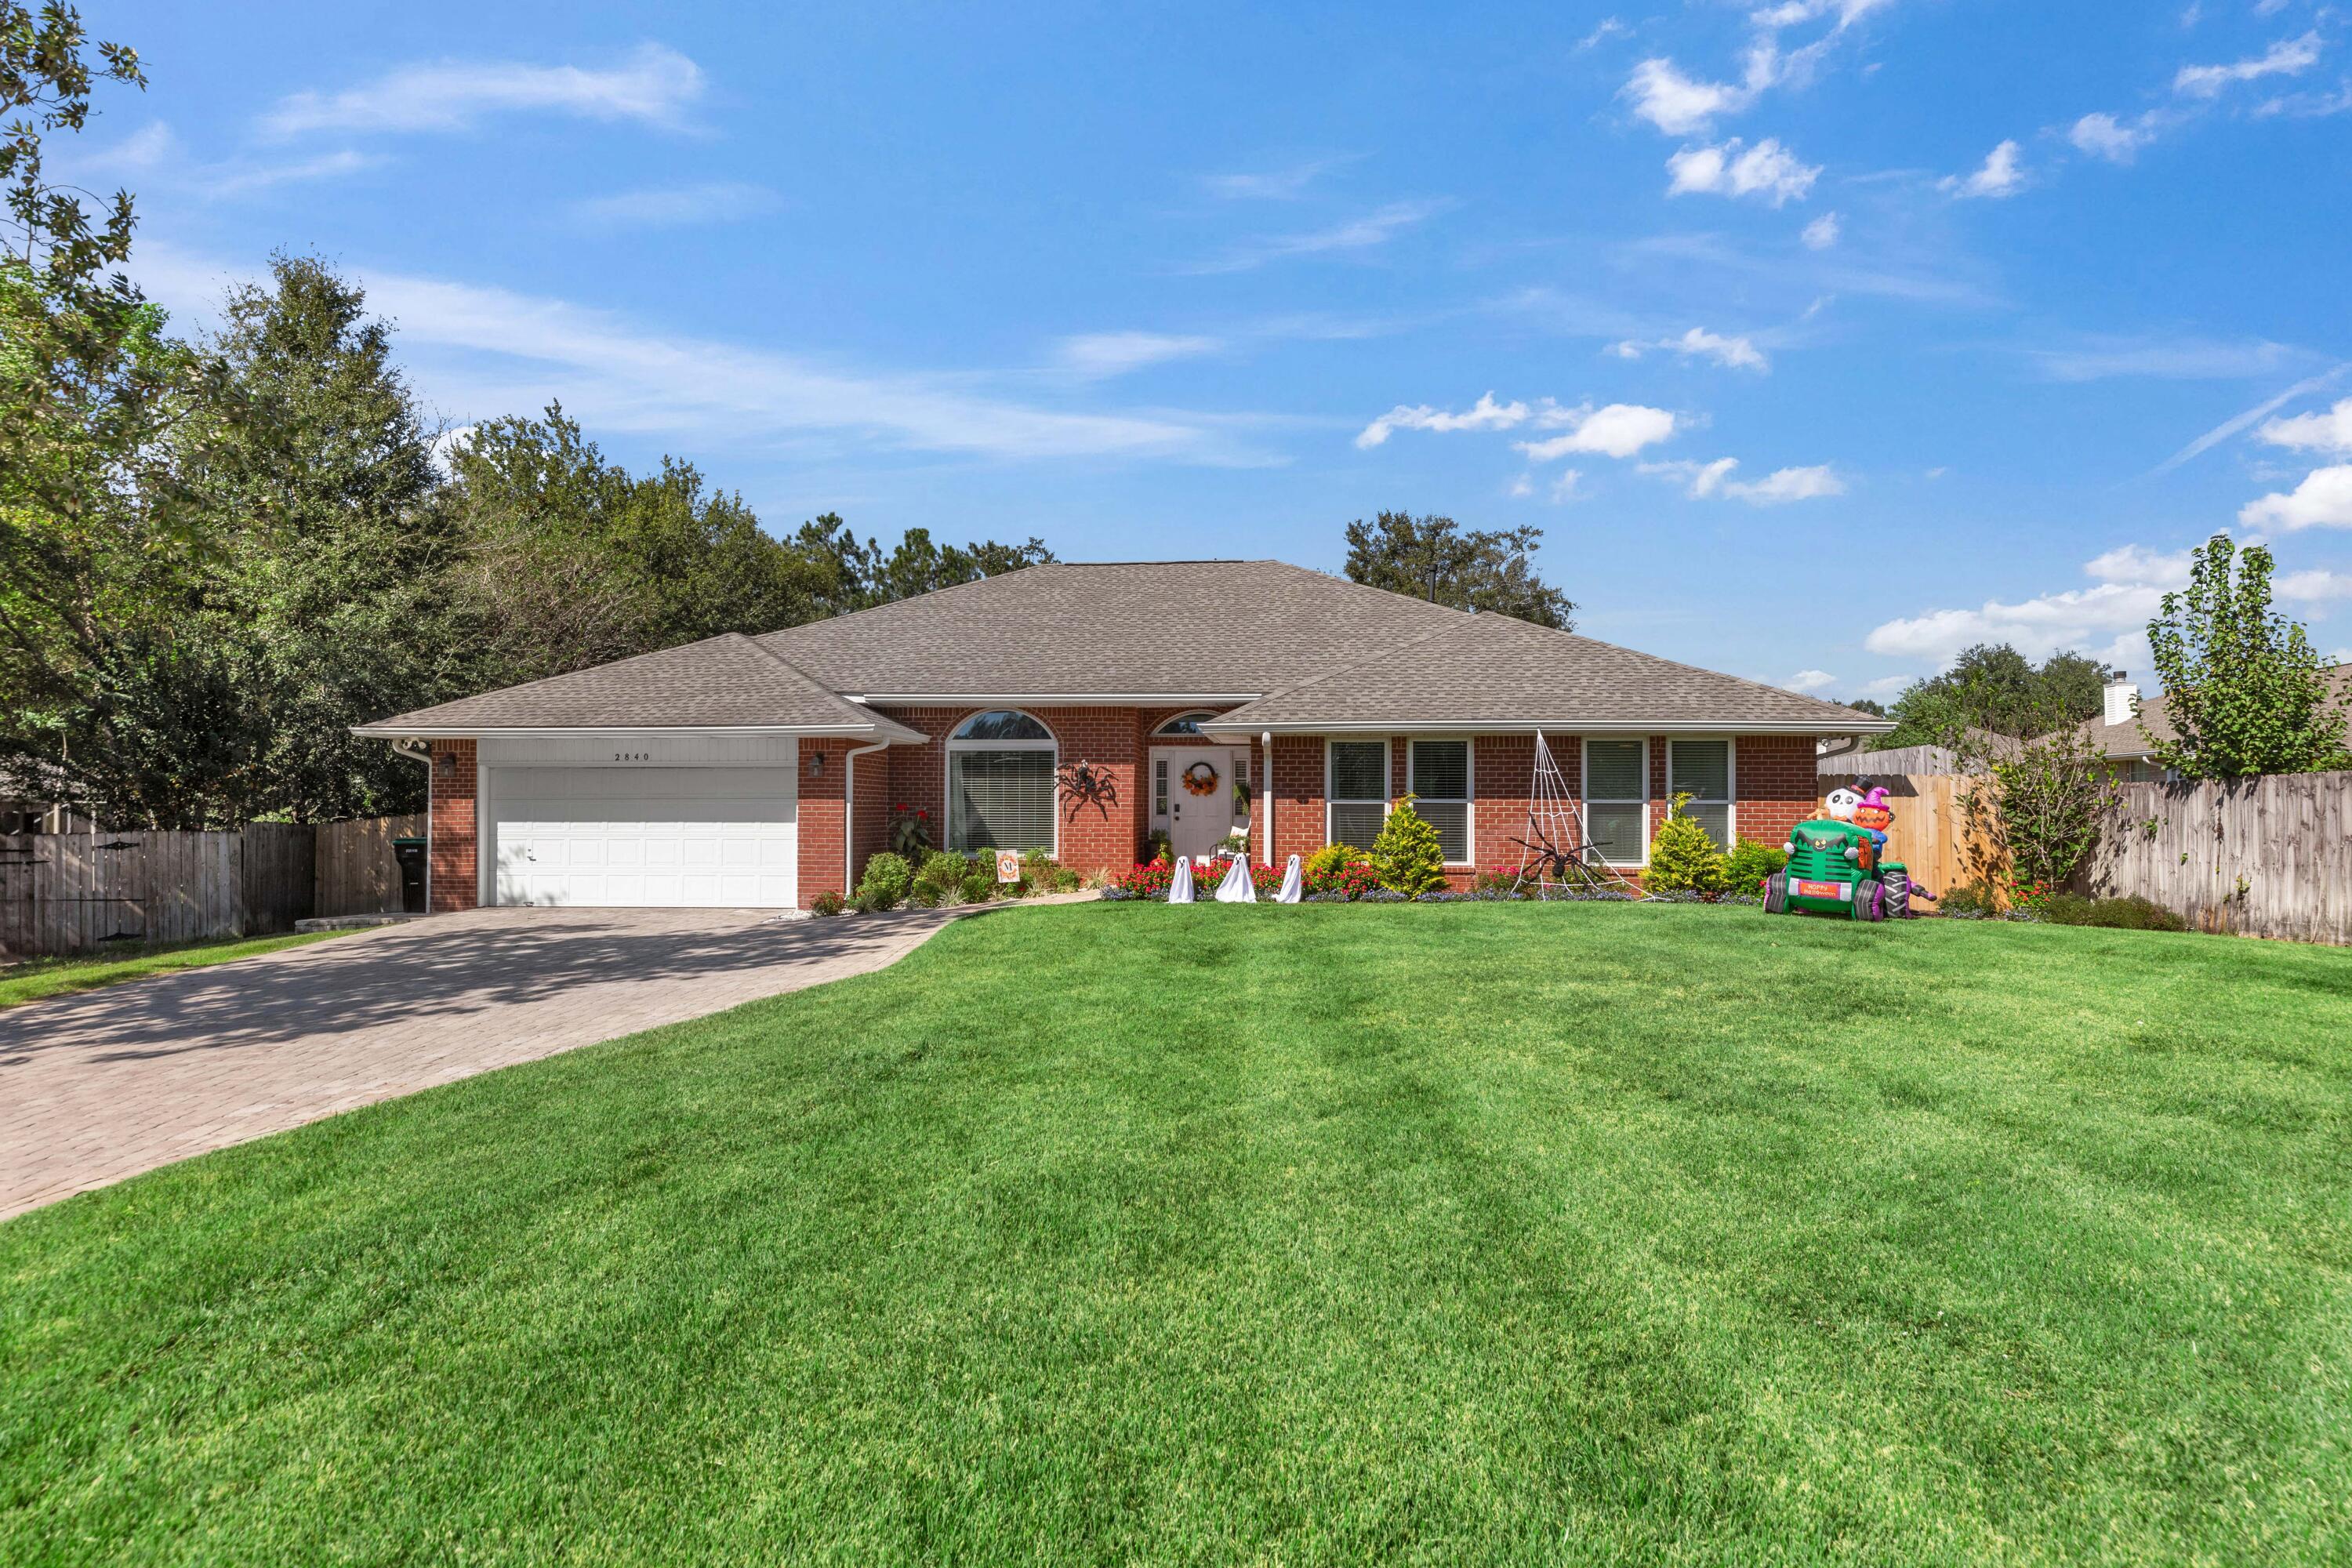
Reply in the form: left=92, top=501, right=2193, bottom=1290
left=944, top=709, right=1059, bottom=857
left=1324, top=737, right=1390, bottom=847
left=1406, top=736, right=1475, bottom=866
left=1666, top=735, right=1737, bottom=850
left=1152, top=710, right=1222, bottom=737
left=1581, top=735, right=1650, bottom=869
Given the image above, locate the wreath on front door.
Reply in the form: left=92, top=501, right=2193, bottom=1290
left=1181, top=760, right=1220, bottom=797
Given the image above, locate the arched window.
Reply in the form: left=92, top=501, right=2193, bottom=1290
left=1152, top=710, right=1219, bottom=737
left=947, top=710, right=1056, bottom=852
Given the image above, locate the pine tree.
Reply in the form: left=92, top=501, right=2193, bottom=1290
left=1370, top=795, right=1448, bottom=896
left=1646, top=794, right=1728, bottom=893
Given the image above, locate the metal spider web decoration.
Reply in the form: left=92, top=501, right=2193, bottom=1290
left=1510, top=731, right=1642, bottom=899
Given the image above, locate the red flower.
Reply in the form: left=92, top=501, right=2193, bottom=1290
left=916, top=809, right=929, bottom=820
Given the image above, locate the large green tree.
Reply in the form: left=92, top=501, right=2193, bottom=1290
left=2142, top=534, right=2349, bottom=779
left=1342, top=510, right=1575, bottom=629
left=1876, top=643, right=2108, bottom=750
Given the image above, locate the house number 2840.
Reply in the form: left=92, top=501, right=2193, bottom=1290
left=613, top=751, right=651, bottom=762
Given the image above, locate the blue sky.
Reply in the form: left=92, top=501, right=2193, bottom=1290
left=78, top=0, right=2352, bottom=699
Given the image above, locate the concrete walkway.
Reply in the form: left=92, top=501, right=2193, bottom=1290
left=0, top=904, right=984, bottom=1221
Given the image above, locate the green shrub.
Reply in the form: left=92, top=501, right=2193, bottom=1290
left=957, top=871, right=996, bottom=905
left=1723, top=839, right=1789, bottom=896
left=1370, top=797, right=1447, bottom=897
left=916, top=851, right=971, bottom=898
left=1305, top=843, right=1366, bottom=880
left=907, top=881, right=943, bottom=908
left=809, top=889, right=847, bottom=917
left=1646, top=794, right=1729, bottom=894
left=1145, top=829, right=1172, bottom=866
left=2041, top=892, right=2187, bottom=931
left=856, top=851, right=913, bottom=911
left=1020, top=849, right=1081, bottom=893
left=1938, top=881, right=1996, bottom=916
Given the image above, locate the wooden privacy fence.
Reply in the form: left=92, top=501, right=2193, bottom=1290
left=1817, top=774, right=2007, bottom=904
left=2076, top=771, right=2352, bottom=946
left=316, top=814, right=424, bottom=918
left=0, top=815, right=424, bottom=959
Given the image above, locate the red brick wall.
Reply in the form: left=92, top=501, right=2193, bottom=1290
left=1733, top=734, right=1819, bottom=848
left=427, top=739, right=478, bottom=913
left=1268, top=735, right=1324, bottom=869
left=799, top=737, right=851, bottom=905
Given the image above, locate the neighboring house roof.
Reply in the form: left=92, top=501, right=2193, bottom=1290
left=357, top=633, right=924, bottom=739
left=1206, top=610, right=1872, bottom=733
left=358, top=559, right=1893, bottom=738
left=2076, top=664, right=2352, bottom=760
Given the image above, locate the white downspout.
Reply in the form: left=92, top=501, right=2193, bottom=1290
left=844, top=740, right=890, bottom=898
left=1261, top=731, right=1274, bottom=866
left=389, top=737, right=431, bottom=912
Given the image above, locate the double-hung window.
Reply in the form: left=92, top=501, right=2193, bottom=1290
left=1409, top=739, right=1472, bottom=863
left=1667, top=739, right=1733, bottom=851
left=1582, top=738, right=1648, bottom=866
left=948, top=710, right=1056, bottom=852
left=1327, top=740, right=1388, bottom=848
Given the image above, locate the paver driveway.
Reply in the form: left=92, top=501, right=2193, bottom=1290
left=0, top=905, right=975, bottom=1221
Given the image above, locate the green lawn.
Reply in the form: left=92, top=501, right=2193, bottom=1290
left=0, top=930, right=342, bottom=1011
left=3, top=906, right=2348, bottom=1565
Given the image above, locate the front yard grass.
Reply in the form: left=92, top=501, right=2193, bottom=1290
left=0, top=930, right=342, bottom=1011
left=3, top=904, right=2348, bottom=1564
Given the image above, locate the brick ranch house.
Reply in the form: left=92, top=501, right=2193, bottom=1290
left=356, top=560, right=1890, bottom=911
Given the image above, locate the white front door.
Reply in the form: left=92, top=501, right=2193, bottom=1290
left=1163, top=746, right=1236, bottom=862
left=488, top=765, right=797, bottom=907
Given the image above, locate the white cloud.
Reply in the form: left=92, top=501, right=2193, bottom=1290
left=2278, top=568, right=2352, bottom=602
left=1053, top=331, right=1222, bottom=379
left=1666, top=137, right=1820, bottom=205
left=1750, top=0, right=1896, bottom=27
left=1185, top=199, right=1448, bottom=274
left=1548, top=468, right=1588, bottom=503
left=1801, top=210, right=1842, bottom=249
left=1781, top=668, right=1837, bottom=692
left=2260, top=397, right=2352, bottom=453
left=62, top=120, right=380, bottom=198
left=1200, top=158, right=1347, bottom=199
left=130, top=244, right=1249, bottom=465
left=570, top=182, right=778, bottom=229
left=2070, top=111, right=2161, bottom=163
left=1642, top=456, right=1842, bottom=502
left=263, top=43, right=704, bottom=136
left=1355, top=390, right=1530, bottom=448
left=2175, top=31, right=2322, bottom=97
left=1577, top=18, right=1632, bottom=49
left=1623, top=58, right=1758, bottom=135
left=2240, top=465, right=2352, bottom=530
left=1609, top=326, right=1770, bottom=372
left=2029, top=333, right=2302, bottom=382
left=1941, top=140, right=2024, bottom=198
left=1512, top=403, right=1680, bottom=460
left=2085, top=543, right=2195, bottom=590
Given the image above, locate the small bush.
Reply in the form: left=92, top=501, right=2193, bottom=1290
left=916, top=851, right=972, bottom=897
left=857, top=851, right=913, bottom=910
left=958, top=871, right=996, bottom=905
left=1145, top=829, right=1172, bottom=865
left=2041, top=892, right=2187, bottom=931
left=1305, top=844, right=1377, bottom=900
left=907, top=881, right=943, bottom=908
left=1938, top=881, right=1997, bottom=916
left=1646, top=795, right=1729, bottom=895
left=1723, top=840, right=1789, bottom=898
left=1370, top=798, right=1448, bottom=897
left=809, top=889, right=847, bottom=917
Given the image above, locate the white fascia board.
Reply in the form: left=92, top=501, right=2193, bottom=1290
left=1203, top=718, right=1896, bottom=738
left=846, top=693, right=1261, bottom=706
left=350, top=722, right=921, bottom=741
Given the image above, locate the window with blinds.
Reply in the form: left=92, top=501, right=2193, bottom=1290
left=1668, top=739, right=1732, bottom=851
left=1327, top=739, right=1387, bottom=849
left=950, top=749, right=1055, bottom=851
left=1410, top=739, right=1471, bottom=862
left=1583, top=738, right=1647, bottom=866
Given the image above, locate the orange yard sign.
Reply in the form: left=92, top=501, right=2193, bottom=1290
left=996, top=849, right=1022, bottom=884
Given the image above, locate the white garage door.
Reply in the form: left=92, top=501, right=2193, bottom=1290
left=488, top=766, right=797, bottom=908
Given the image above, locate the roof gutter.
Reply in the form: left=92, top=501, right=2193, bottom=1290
left=845, top=693, right=1261, bottom=706
left=350, top=720, right=927, bottom=743
left=1201, top=718, right=1896, bottom=739
left=844, top=739, right=890, bottom=896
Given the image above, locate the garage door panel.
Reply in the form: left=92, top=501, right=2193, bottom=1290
left=490, top=765, right=797, bottom=909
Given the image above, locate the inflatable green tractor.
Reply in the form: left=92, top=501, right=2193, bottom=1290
left=1763, top=817, right=1911, bottom=922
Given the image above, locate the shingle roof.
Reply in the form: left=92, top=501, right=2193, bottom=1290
left=2075, top=665, right=2352, bottom=759
left=1206, top=611, right=1881, bottom=732
left=754, top=560, right=1467, bottom=695
left=356, top=633, right=922, bottom=737
left=358, top=560, right=1892, bottom=736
